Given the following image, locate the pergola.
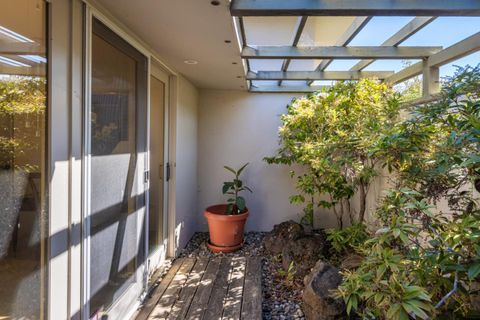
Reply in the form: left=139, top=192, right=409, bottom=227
left=230, top=0, right=480, bottom=101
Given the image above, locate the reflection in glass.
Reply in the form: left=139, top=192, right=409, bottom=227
left=0, top=1, right=47, bottom=319
left=89, top=19, right=146, bottom=317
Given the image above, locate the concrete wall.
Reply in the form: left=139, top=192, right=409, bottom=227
left=197, top=89, right=392, bottom=232
left=174, top=76, right=199, bottom=251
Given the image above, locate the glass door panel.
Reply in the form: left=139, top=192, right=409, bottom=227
left=0, top=1, right=48, bottom=319
left=88, top=18, right=147, bottom=319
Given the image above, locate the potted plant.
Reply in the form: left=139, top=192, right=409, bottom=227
left=204, top=163, right=252, bottom=253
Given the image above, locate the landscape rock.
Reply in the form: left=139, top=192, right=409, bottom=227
left=264, top=220, right=305, bottom=255
left=340, top=253, right=363, bottom=270
left=281, top=235, right=327, bottom=279
left=302, top=260, right=345, bottom=320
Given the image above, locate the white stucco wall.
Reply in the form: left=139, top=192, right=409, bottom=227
left=197, top=90, right=309, bottom=232
left=197, top=89, right=393, bottom=232
left=174, top=76, right=199, bottom=251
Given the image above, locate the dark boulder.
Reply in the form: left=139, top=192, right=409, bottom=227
left=282, top=234, right=327, bottom=279
left=263, top=220, right=304, bottom=255
left=302, top=260, right=345, bottom=320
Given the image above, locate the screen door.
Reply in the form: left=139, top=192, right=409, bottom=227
left=86, top=17, right=147, bottom=319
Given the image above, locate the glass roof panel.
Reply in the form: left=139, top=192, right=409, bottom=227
left=282, top=80, right=309, bottom=87
left=348, top=17, right=414, bottom=46
left=298, top=17, right=357, bottom=46
left=251, top=80, right=278, bottom=87
left=287, top=59, right=318, bottom=71
left=249, top=59, right=283, bottom=72
left=244, top=17, right=299, bottom=46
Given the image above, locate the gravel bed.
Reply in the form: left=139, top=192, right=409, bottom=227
left=179, top=232, right=306, bottom=320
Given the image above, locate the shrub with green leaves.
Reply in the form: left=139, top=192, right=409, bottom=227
left=327, top=223, right=368, bottom=254
left=336, top=65, right=480, bottom=319
left=265, top=79, right=400, bottom=227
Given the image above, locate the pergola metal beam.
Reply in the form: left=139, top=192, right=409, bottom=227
left=350, top=16, right=437, bottom=71
left=242, top=46, right=443, bottom=59
left=385, top=31, right=480, bottom=84
left=247, top=70, right=394, bottom=81
left=0, top=65, right=45, bottom=77
left=308, top=16, right=371, bottom=85
left=278, top=16, right=308, bottom=86
left=230, top=0, right=480, bottom=16
left=250, top=85, right=329, bottom=93
left=0, top=43, right=44, bottom=55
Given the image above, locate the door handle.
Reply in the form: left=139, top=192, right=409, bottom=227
left=166, top=163, right=171, bottom=182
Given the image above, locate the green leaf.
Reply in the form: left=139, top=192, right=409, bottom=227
left=468, top=261, right=480, bottom=280
left=237, top=162, right=249, bottom=176
left=222, top=182, right=233, bottom=194
left=236, top=196, right=246, bottom=212
left=224, top=165, right=237, bottom=175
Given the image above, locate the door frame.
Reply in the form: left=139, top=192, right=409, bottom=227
left=82, top=7, right=149, bottom=320
left=147, top=64, right=171, bottom=275
left=81, top=4, right=178, bottom=320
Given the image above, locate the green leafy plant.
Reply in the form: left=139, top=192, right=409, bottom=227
left=327, top=223, right=369, bottom=254
left=223, top=163, right=252, bottom=214
left=277, top=261, right=296, bottom=287
left=336, top=65, right=480, bottom=318
left=265, top=79, right=400, bottom=227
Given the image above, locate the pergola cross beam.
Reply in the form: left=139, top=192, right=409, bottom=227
left=242, top=46, right=443, bottom=60
left=247, top=70, right=394, bottom=81
left=231, top=0, right=480, bottom=17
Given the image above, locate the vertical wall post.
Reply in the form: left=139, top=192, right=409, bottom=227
left=422, top=59, right=440, bottom=98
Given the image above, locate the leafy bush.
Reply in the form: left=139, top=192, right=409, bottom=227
left=265, top=79, right=400, bottom=227
left=327, top=223, right=368, bottom=254
left=336, top=65, right=480, bottom=319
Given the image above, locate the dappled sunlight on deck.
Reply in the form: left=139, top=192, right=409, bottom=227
left=136, top=257, right=262, bottom=320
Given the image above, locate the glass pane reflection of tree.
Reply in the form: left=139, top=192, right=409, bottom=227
left=0, top=1, right=47, bottom=319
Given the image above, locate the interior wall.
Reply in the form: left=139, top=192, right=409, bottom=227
left=197, top=89, right=392, bottom=232
left=174, top=76, right=199, bottom=251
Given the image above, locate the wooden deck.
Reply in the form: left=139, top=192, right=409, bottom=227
left=136, top=257, right=262, bottom=320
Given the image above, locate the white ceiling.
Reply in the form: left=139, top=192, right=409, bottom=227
left=96, top=0, right=246, bottom=90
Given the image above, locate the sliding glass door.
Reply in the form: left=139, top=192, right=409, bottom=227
left=86, top=17, right=147, bottom=319
left=0, top=1, right=48, bottom=319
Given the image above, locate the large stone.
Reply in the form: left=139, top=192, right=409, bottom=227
left=263, top=220, right=304, bottom=255
left=340, top=253, right=363, bottom=270
left=282, top=234, right=327, bottom=279
left=302, top=260, right=345, bottom=320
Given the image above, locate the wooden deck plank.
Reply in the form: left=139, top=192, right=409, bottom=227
left=185, top=257, right=222, bottom=320
left=167, top=257, right=209, bottom=320
left=241, top=257, right=262, bottom=320
left=222, top=257, right=246, bottom=320
left=203, top=257, right=232, bottom=320
left=148, top=258, right=196, bottom=319
left=136, top=258, right=185, bottom=320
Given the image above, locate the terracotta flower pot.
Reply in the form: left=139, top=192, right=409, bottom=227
left=204, top=204, right=249, bottom=253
